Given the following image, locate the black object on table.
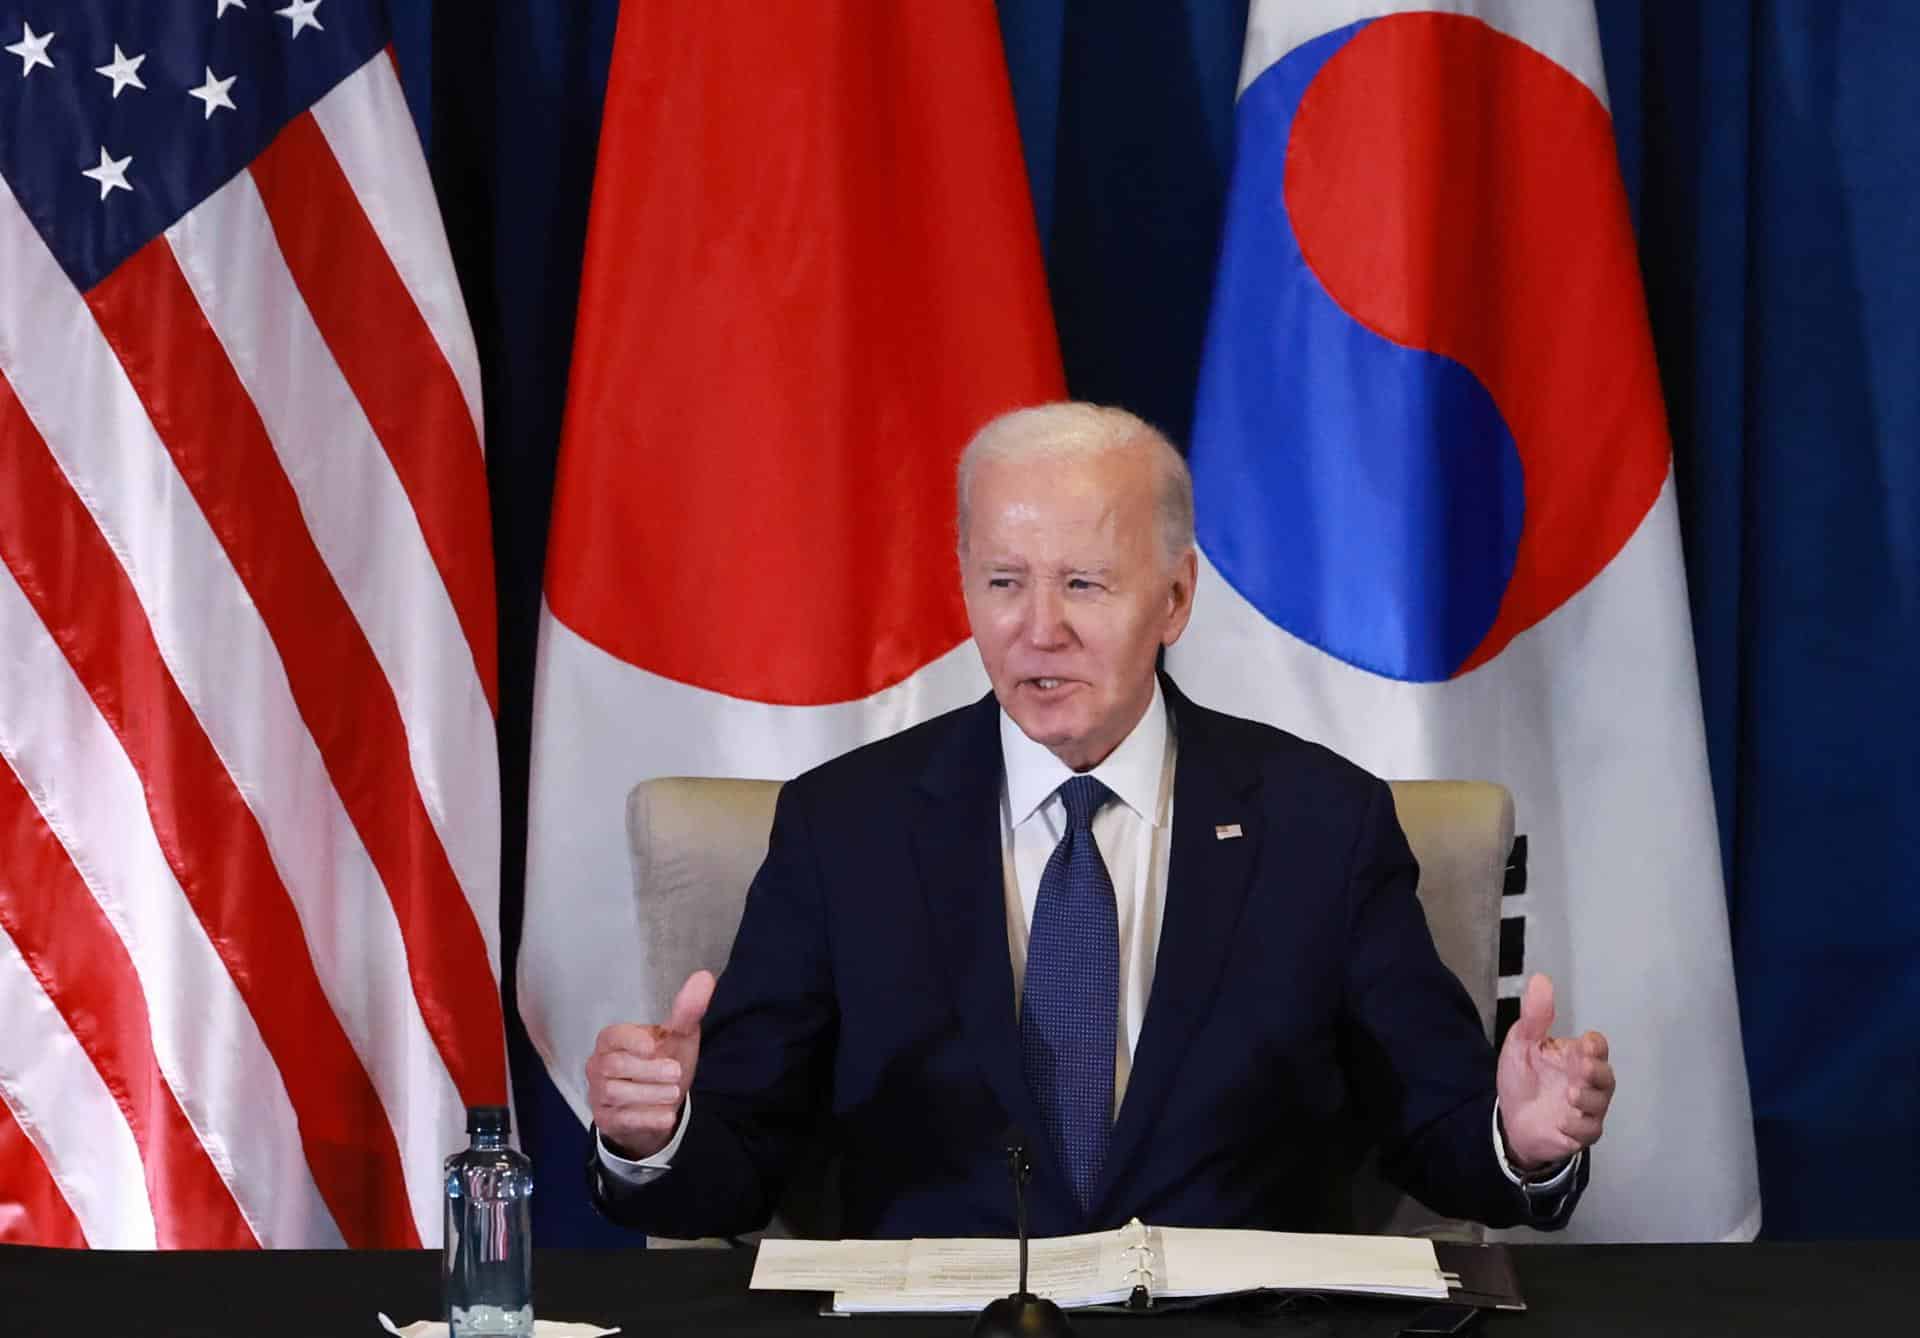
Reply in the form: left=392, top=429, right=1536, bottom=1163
left=971, top=1136, right=1076, bottom=1338
left=1, top=1239, right=1915, bottom=1338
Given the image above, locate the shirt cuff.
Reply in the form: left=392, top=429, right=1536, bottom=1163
left=596, top=1094, right=691, bottom=1186
left=1490, top=1100, right=1580, bottom=1197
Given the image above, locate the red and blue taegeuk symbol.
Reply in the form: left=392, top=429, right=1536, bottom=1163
left=1189, top=13, right=1670, bottom=683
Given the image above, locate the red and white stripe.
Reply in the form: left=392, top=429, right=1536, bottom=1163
left=0, top=50, right=504, bottom=1248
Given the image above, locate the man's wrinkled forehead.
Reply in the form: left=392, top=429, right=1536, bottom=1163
left=967, top=464, right=1139, bottom=544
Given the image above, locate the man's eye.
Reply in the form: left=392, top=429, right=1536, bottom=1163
left=987, top=577, right=1015, bottom=590
left=1067, top=578, right=1101, bottom=592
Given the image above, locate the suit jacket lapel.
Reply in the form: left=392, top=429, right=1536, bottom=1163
left=1099, top=678, right=1263, bottom=1208
left=908, top=693, right=1062, bottom=1190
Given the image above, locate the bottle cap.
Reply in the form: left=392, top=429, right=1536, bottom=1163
left=467, top=1105, right=510, bottom=1136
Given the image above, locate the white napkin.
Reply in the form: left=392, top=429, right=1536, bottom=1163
left=376, top=1314, right=620, bottom=1337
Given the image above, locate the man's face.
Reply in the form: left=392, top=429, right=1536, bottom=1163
left=961, top=447, right=1196, bottom=771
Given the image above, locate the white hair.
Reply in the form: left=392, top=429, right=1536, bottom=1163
left=955, top=402, right=1195, bottom=568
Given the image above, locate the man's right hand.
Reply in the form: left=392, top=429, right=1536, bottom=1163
left=586, top=970, right=716, bottom=1160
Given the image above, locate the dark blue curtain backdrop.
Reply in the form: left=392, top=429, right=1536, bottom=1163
left=1602, top=3, right=1920, bottom=1236
left=394, top=1, right=1919, bottom=1242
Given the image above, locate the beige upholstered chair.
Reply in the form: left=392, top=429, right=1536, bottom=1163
left=625, top=776, right=1513, bottom=1241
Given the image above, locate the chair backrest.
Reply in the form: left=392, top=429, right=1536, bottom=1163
left=627, top=777, right=783, bottom=1026
left=625, top=775, right=1513, bottom=1240
left=1343, top=780, right=1511, bottom=1241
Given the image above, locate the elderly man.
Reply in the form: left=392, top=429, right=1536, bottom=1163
left=585, top=402, right=1613, bottom=1240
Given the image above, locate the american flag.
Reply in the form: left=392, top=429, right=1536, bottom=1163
left=0, top=0, right=504, bottom=1248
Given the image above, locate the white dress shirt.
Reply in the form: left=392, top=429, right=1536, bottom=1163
left=601, top=681, right=1575, bottom=1199
left=999, top=678, right=1175, bottom=1114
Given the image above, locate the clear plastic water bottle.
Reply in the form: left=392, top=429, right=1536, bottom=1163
left=444, top=1105, right=534, bottom=1338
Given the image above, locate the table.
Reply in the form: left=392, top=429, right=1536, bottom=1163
left=1, top=1240, right=1912, bottom=1337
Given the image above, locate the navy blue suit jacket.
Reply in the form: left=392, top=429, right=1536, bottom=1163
left=593, top=678, right=1585, bottom=1239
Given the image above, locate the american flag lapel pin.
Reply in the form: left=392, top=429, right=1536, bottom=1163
left=1215, top=823, right=1243, bottom=840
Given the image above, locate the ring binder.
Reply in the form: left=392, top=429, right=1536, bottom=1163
left=752, top=1219, right=1498, bottom=1315
left=1120, top=1219, right=1158, bottom=1310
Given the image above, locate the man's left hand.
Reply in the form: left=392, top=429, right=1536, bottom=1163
left=1496, top=973, right=1615, bottom=1170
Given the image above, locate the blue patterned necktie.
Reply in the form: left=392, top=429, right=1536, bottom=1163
left=1019, top=774, right=1118, bottom=1212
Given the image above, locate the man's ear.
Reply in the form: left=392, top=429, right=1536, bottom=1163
left=1162, top=548, right=1198, bottom=647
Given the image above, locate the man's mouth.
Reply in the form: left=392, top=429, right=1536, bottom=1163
left=1023, top=676, right=1076, bottom=693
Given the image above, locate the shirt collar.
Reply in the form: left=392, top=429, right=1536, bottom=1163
left=1000, top=678, right=1169, bottom=829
